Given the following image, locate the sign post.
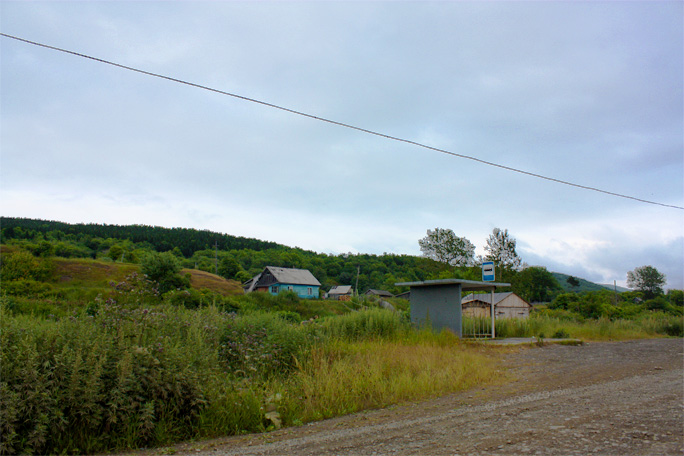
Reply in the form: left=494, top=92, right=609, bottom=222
left=482, top=262, right=496, bottom=338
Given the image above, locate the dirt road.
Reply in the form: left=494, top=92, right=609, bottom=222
left=152, top=339, right=684, bottom=456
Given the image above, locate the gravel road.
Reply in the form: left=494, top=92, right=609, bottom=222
left=140, top=338, right=684, bottom=456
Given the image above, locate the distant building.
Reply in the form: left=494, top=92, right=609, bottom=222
left=327, top=285, right=354, bottom=301
left=461, top=292, right=531, bottom=319
left=364, top=289, right=394, bottom=298
left=395, top=291, right=410, bottom=300
left=243, top=266, right=321, bottom=299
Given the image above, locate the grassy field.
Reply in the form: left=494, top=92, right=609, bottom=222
left=1, top=256, right=681, bottom=455
left=52, top=258, right=243, bottom=296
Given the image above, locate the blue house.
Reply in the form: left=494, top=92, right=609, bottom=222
left=243, top=266, right=321, bottom=299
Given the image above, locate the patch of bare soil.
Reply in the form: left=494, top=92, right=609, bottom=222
left=131, top=339, right=684, bottom=456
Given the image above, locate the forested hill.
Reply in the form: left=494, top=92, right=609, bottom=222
left=0, top=217, right=453, bottom=294
left=0, top=217, right=282, bottom=257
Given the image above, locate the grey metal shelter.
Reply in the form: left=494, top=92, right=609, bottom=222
left=395, top=279, right=511, bottom=337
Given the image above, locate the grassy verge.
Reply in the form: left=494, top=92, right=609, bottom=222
left=280, top=333, right=503, bottom=423
left=0, top=303, right=504, bottom=455
left=463, top=312, right=683, bottom=341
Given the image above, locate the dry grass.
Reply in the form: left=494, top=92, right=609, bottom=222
left=53, top=258, right=137, bottom=285
left=51, top=258, right=242, bottom=296
left=281, top=335, right=507, bottom=423
left=182, top=269, right=243, bottom=296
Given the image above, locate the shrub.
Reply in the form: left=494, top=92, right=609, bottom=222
left=0, top=250, right=55, bottom=282
left=0, top=303, right=225, bottom=455
left=552, top=328, right=570, bottom=339
left=140, top=252, right=189, bottom=294
left=219, top=312, right=310, bottom=379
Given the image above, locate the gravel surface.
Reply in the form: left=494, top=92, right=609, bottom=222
left=131, top=338, right=683, bottom=456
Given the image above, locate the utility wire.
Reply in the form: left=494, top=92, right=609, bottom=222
left=2, top=32, right=682, bottom=211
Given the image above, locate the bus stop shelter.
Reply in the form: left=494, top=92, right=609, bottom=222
left=395, top=278, right=510, bottom=337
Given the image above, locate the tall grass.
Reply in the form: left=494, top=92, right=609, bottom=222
left=0, top=302, right=504, bottom=455
left=466, top=312, right=684, bottom=340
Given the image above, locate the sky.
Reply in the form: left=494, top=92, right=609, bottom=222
left=1, top=1, right=682, bottom=289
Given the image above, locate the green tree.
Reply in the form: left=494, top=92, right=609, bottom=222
left=0, top=250, right=54, bottom=281
left=512, top=266, right=561, bottom=303
left=483, top=228, right=521, bottom=279
left=141, top=251, right=189, bottom=294
left=218, top=255, right=242, bottom=279
left=418, top=228, right=475, bottom=267
left=566, top=276, right=580, bottom=288
left=626, top=265, right=666, bottom=299
left=667, top=289, right=683, bottom=308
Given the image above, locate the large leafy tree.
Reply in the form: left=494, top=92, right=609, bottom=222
left=418, top=228, right=475, bottom=267
left=627, top=265, right=666, bottom=299
left=141, top=251, right=189, bottom=294
left=512, top=266, right=561, bottom=303
left=483, top=228, right=521, bottom=280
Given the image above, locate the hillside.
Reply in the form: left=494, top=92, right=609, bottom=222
left=551, top=272, right=623, bottom=293
left=2, top=216, right=634, bottom=298
left=53, top=258, right=243, bottom=297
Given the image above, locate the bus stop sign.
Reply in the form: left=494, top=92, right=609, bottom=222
left=482, top=262, right=495, bottom=281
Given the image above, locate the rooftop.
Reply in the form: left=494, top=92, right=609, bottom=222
left=395, top=278, right=511, bottom=291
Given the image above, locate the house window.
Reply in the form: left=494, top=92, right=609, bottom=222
left=271, top=286, right=279, bottom=293
left=307, top=287, right=313, bottom=295
left=287, top=286, right=293, bottom=291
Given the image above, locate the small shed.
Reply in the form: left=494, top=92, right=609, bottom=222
left=243, top=266, right=321, bottom=299
left=328, top=285, right=354, bottom=301
left=395, top=278, right=510, bottom=337
left=395, top=291, right=410, bottom=300
left=462, top=292, right=531, bottom=319
left=364, top=289, right=393, bottom=298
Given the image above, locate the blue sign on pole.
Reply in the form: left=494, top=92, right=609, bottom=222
left=482, top=261, right=495, bottom=281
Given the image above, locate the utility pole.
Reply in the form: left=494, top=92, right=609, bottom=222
left=214, top=241, right=218, bottom=275
left=355, top=265, right=360, bottom=296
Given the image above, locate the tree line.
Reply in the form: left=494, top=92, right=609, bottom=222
left=1, top=218, right=679, bottom=313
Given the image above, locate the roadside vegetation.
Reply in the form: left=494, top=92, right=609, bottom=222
left=1, top=218, right=682, bottom=455
left=0, top=297, right=504, bottom=455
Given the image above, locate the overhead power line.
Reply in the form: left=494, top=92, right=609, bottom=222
left=2, top=32, right=682, bottom=211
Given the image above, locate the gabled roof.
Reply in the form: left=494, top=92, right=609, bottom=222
left=329, top=285, right=353, bottom=295
left=264, top=266, right=321, bottom=286
left=365, top=289, right=393, bottom=297
left=462, top=292, right=523, bottom=305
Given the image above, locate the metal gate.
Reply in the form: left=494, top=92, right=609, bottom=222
left=461, top=290, right=496, bottom=339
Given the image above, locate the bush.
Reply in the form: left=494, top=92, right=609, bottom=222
left=219, top=312, right=311, bottom=379
left=140, top=252, right=189, bottom=294
left=0, top=250, right=55, bottom=282
left=0, top=303, right=217, bottom=455
left=0, top=279, right=56, bottom=298
left=552, top=328, right=570, bottom=339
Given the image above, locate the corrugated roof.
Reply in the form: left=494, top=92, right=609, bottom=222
left=266, top=266, right=321, bottom=286
left=329, top=285, right=353, bottom=295
left=365, top=289, right=393, bottom=297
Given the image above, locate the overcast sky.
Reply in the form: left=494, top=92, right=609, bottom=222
left=1, top=1, right=682, bottom=289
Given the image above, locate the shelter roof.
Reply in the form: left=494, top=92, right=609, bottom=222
left=395, top=278, right=510, bottom=291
